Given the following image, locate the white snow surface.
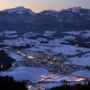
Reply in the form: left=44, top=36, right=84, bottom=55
left=9, top=52, right=23, bottom=61
left=51, top=45, right=89, bottom=55
left=43, top=31, right=56, bottom=37
left=3, top=37, right=30, bottom=46
left=73, top=70, right=90, bottom=78
left=0, top=66, right=49, bottom=82
left=69, top=55, right=90, bottom=66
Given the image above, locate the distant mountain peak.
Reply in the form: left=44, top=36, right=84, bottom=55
left=63, top=6, right=83, bottom=13
left=3, top=6, right=35, bottom=15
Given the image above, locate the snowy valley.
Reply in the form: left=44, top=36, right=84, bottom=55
left=0, top=6, right=90, bottom=90
left=0, top=30, right=90, bottom=90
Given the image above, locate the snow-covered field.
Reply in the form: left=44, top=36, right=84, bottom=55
left=0, top=30, right=90, bottom=89
left=8, top=52, right=24, bottom=61
left=73, top=70, right=90, bottom=78
left=0, top=66, right=86, bottom=89
left=0, top=66, right=49, bottom=82
left=69, top=56, right=90, bottom=66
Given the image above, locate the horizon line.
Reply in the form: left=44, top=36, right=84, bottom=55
left=0, top=6, right=90, bottom=13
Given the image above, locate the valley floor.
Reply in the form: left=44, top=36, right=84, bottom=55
left=0, top=30, right=90, bottom=90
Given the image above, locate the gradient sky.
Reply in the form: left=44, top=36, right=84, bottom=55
left=0, top=0, right=90, bottom=12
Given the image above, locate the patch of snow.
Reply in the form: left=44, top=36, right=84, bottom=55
left=51, top=45, right=89, bottom=55
left=2, top=31, right=18, bottom=38
left=9, top=52, right=23, bottom=61
left=36, top=38, right=47, bottom=42
left=79, top=30, right=90, bottom=39
left=3, top=37, right=30, bottom=46
left=69, top=55, right=90, bottom=66
left=39, top=74, right=85, bottom=82
left=62, top=31, right=80, bottom=35
left=0, top=66, right=49, bottom=82
left=43, top=31, right=56, bottom=37
left=23, top=32, right=41, bottom=38
left=49, top=39, right=61, bottom=46
left=3, top=31, right=17, bottom=34
left=73, top=70, right=90, bottom=78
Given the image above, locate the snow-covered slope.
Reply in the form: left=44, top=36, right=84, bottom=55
left=0, top=6, right=90, bottom=32
left=0, top=66, right=49, bottom=82
left=0, top=30, right=90, bottom=89
left=3, top=6, right=35, bottom=15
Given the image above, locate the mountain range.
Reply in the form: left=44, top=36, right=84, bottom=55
left=0, top=6, right=90, bottom=33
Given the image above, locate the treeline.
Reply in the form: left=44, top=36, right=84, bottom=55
left=0, top=76, right=27, bottom=90
left=0, top=50, right=15, bottom=71
left=50, top=82, right=90, bottom=90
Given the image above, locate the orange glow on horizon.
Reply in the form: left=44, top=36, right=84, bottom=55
left=0, top=0, right=90, bottom=12
left=0, top=5, right=63, bottom=13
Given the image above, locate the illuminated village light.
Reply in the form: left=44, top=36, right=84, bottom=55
left=22, top=53, right=26, bottom=56
left=75, top=78, right=85, bottom=81
left=16, top=51, right=21, bottom=54
left=26, top=85, right=32, bottom=90
left=27, top=56, right=35, bottom=59
left=0, top=64, right=3, bottom=69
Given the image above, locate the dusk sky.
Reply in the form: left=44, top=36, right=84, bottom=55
left=0, top=0, right=90, bottom=12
